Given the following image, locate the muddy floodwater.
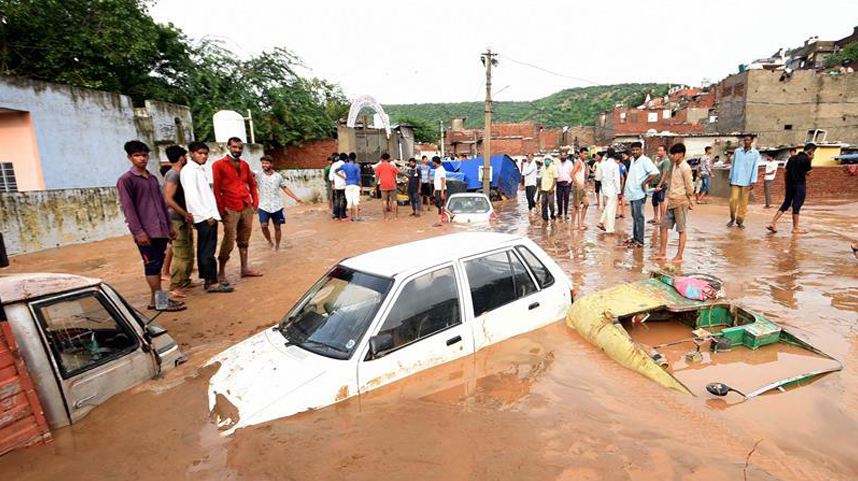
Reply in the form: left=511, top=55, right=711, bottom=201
left=2, top=194, right=857, bottom=480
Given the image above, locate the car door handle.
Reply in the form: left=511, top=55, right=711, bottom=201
left=528, top=302, right=540, bottom=310
left=74, top=393, right=98, bottom=409
left=446, top=335, right=462, bottom=346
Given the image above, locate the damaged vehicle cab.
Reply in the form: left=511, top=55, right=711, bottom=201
left=0, top=273, right=185, bottom=451
left=208, top=232, right=573, bottom=432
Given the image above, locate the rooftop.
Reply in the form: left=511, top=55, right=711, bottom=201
left=340, top=232, right=521, bottom=278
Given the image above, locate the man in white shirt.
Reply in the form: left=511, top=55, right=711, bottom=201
left=180, top=141, right=233, bottom=293
left=523, top=156, right=538, bottom=213
left=597, top=149, right=622, bottom=234
left=555, top=153, right=574, bottom=220
left=329, top=153, right=347, bottom=220
left=432, top=156, right=447, bottom=223
left=254, top=155, right=304, bottom=250
left=763, top=155, right=779, bottom=208
left=593, top=151, right=604, bottom=210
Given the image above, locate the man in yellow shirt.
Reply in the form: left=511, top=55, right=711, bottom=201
left=654, top=143, right=694, bottom=263
left=540, top=157, right=557, bottom=221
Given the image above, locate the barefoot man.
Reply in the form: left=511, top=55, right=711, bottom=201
left=255, top=155, right=304, bottom=250
left=767, top=143, right=815, bottom=235
left=654, top=143, right=694, bottom=263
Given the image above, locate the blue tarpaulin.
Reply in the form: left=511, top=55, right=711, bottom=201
left=441, top=155, right=521, bottom=198
left=834, top=154, right=858, bottom=160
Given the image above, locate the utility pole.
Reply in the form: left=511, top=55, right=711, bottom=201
left=481, top=49, right=497, bottom=195
left=439, top=120, right=445, bottom=157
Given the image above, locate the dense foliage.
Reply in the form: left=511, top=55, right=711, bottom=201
left=384, top=83, right=670, bottom=129
left=0, top=0, right=348, bottom=147
left=824, top=42, right=858, bottom=69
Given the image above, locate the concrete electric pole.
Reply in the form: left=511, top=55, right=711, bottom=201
left=481, top=49, right=497, bottom=195
left=439, top=120, right=445, bottom=157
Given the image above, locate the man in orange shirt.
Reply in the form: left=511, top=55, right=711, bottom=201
left=212, top=137, right=261, bottom=282
left=375, top=153, right=402, bottom=221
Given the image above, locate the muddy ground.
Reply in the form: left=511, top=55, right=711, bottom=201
left=1, top=193, right=857, bottom=480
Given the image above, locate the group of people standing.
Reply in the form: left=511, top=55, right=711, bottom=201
left=521, top=140, right=698, bottom=262
left=118, top=137, right=303, bottom=312
left=323, top=153, right=449, bottom=223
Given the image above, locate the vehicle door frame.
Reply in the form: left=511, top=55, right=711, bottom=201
left=27, top=287, right=155, bottom=423
left=457, top=244, right=547, bottom=350
left=355, top=260, right=475, bottom=393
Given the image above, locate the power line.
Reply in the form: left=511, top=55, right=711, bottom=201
left=497, top=54, right=604, bottom=87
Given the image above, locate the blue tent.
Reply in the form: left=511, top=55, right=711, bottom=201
left=441, top=155, right=521, bottom=198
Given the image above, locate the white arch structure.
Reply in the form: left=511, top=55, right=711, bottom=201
left=347, top=95, right=391, bottom=138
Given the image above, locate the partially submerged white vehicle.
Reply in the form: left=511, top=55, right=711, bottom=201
left=443, top=192, right=495, bottom=224
left=208, top=233, right=572, bottom=432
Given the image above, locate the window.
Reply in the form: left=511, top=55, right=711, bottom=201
left=278, top=266, right=392, bottom=359
left=376, top=267, right=460, bottom=352
left=663, top=110, right=671, bottom=119
left=0, top=163, right=17, bottom=193
left=784, top=124, right=793, bottom=130
left=516, top=246, right=555, bottom=289
left=447, top=196, right=490, bottom=214
left=465, top=251, right=536, bottom=317
left=35, top=292, right=138, bottom=378
left=619, top=112, right=627, bottom=124
left=648, top=112, right=658, bottom=123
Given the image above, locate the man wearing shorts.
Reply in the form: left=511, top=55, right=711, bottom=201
left=117, top=140, right=184, bottom=312
left=650, top=145, right=671, bottom=225
left=419, top=156, right=433, bottom=211
left=336, top=154, right=364, bottom=222
left=213, top=137, right=261, bottom=281
left=570, top=148, right=590, bottom=230
left=767, top=143, right=815, bottom=234
left=654, top=143, right=694, bottom=263
left=375, top=153, right=401, bottom=221
left=255, top=155, right=304, bottom=250
left=433, top=156, right=447, bottom=223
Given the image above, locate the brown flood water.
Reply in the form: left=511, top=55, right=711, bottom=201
left=1, top=193, right=857, bottom=480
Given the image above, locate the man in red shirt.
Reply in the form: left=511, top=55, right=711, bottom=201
left=212, top=137, right=261, bottom=281
left=375, top=153, right=402, bottom=221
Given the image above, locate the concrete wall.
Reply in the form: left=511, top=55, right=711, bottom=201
left=0, top=77, right=139, bottom=190
left=716, top=70, right=858, bottom=147
left=0, top=188, right=127, bottom=255
left=278, top=169, right=328, bottom=205
left=0, top=111, right=43, bottom=191
left=0, top=167, right=327, bottom=256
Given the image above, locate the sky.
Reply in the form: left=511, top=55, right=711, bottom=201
left=150, top=0, right=858, bottom=105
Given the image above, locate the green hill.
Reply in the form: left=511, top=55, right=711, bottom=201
left=383, top=83, right=670, bottom=136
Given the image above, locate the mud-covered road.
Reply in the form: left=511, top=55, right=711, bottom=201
left=2, top=193, right=857, bottom=480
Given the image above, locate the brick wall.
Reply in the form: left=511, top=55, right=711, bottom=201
left=267, top=138, right=338, bottom=169
left=710, top=165, right=858, bottom=200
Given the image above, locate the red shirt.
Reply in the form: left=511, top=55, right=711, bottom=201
left=376, top=162, right=400, bottom=191
left=212, top=156, right=259, bottom=214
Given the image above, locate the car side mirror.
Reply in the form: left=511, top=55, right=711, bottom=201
left=368, top=333, right=394, bottom=359
left=146, top=323, right=169, bottom=338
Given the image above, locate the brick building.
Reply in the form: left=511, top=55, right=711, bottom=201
left=443, top=120, right=594, bottom=157
left=595, top=87, right=715, bottom=144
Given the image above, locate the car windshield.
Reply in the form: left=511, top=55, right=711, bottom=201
left=447, top=196, right=490, bottom=214
left=277, top=266, right=392, bottom=360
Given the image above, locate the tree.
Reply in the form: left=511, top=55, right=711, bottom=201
left=824, top=42, right=858, bottom=68
left=0, top=0, right=347, bottom=147
left=391, top=115, right=439, bottom=143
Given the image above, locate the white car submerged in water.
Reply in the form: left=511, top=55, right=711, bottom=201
left=443, top=192, right=495, bottom=224
left=207, top=233, right=573, bottom=432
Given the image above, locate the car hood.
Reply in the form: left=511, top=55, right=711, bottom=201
left=206, top=328, right=342, bottom=433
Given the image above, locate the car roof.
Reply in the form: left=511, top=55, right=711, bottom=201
left=340, top=232, right=521, bottom=278
left=447, top=192, right=489, bottom=199
left=0, top=273, right=102, bottom=305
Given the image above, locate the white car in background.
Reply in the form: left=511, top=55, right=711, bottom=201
left=444, top=192, right=495, bottom=224
left=207, top=232, right=573, bottom=433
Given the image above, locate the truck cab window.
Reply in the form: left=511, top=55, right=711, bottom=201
left=35, top=292, right=138, bottom=378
